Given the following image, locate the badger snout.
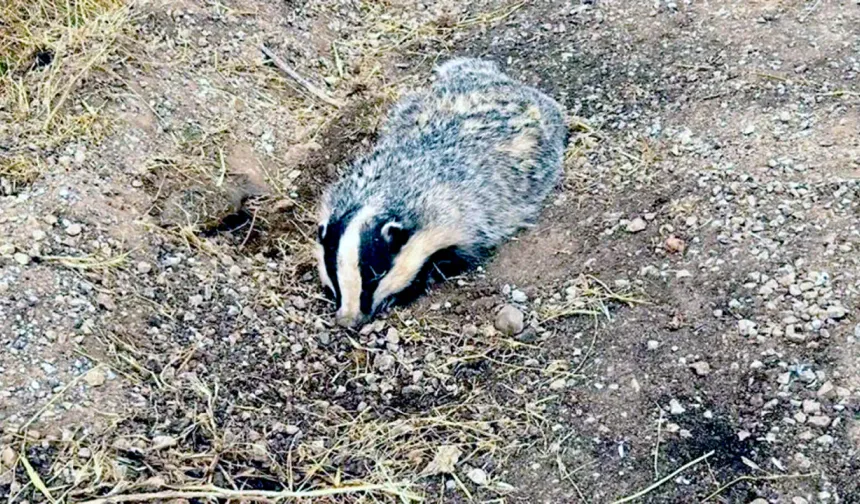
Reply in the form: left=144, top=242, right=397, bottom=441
left=335, top=308, right=367, bottom=328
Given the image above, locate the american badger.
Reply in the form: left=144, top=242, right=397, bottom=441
left=316, top=58, right=567, bottom=327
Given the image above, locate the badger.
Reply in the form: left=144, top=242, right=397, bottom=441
left=316, top=58, right=568, bottom=328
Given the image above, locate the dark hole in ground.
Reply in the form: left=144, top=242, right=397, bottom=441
left=31, top=48, right=54, bottom=70
left=664, top=409, right=761, bottom=473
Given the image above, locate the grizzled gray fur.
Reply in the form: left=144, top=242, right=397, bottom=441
left=317, top=57, right=568, bottom=327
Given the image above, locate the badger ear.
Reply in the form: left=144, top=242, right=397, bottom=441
left=381, top=221, right=413, bottom=250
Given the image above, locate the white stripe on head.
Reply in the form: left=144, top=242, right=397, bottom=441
left=336, top=205, right=377, bottom=327
left=316, top=198, right=335, bottom=293
left=372, top=225, right=465, bottom=310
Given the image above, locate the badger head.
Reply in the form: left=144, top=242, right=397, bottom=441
left=315, top=202, right=466, bottom=328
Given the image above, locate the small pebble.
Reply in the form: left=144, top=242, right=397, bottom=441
left=494, top=305, right=525, bottom=335
left=669, top=399, right=685, bottom=415
left=626, top=218, right=647, bottom=233
left=85, top=369, right=106, bottom=387
left=466, top=467, right=489, bottom=486
left=65, top=223, right=83, bottom=236
left=690, top=361, right=711, bottom=376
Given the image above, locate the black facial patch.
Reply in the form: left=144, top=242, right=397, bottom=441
left=358, top=219, right=414, bottom=315
left=320, top=208, right=357, bottom=308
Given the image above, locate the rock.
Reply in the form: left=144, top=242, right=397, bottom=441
left=96, top=293, right=116, bottom=311
left=665, top=236, right=686, bottom=253
left=785, top=325, right=805, bottom=343
left=669, top=399, right=685, bottom=415
left=626, top=218, right=647, bottom=233
left=808, top=416, right=831, bottom=428
left=817, top=381, right=835, bottom=398
left=385, top=328, right=400, bottom=346
left=137, top=261, right=152, bottom=274
left=802, top=400, right=821, bottom=414
left=748, top=499, right=768, bottom=504
left=511, top=289, right=528, bottom=303
left=0, top=243, right=15, bottom=256
left=742, top=124, right=756, bottom=135
left=1, top=446, right=16, bottom=468
left=65, top=223, right=82, bottom=236
left=738, top=319, right=756, bottom=336
left=690, top=361, right=711, bottom=376
left=494, top=305, right=525, bottom=335
left=284, top=425, right=300, bottom=435
left=85, top=369, right=106, bottom=387
left=13, top=253, right=30, bottom=266
left=826, top=305, right=847, bottom=320
left=816, top=434, right=834, bottom=445
left=792, top=498, right=809, bottom=504
left=466, top=467, right=489, bottom=486
left=647, top=340, right=660, bottom=350
left=374, top=353, right=395, bottom=372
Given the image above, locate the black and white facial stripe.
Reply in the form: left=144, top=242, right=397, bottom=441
left=317, top=205, right=421, bottom=327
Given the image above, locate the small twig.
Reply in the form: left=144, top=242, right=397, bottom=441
left=653, top=407, right=664, bottom=480
left=76, top=482, right=421, bottom=504
left=701, top=472, right=818, bottom=502
left=260, top=45, right=344, bottom=108
left=611, top=451, right=715, bottom=504
left=240, top=206, right=259, bottom=248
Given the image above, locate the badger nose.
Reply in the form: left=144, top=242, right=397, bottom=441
left=336, top=314, right=356, bottom=328
left=336, top=310, right=366, bottom=328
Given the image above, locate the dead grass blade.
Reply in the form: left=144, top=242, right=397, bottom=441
left=75, top=482, right=422, bottom=504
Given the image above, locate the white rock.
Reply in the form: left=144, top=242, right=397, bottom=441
left=738, top=319, right=756, bottom=336
left=85, top=369, right=106, bottom=387
left=817, top=381, right=835, bottom=398
left=626, top=218, right=647, bottom=233
left=65, top=223, right=83, bottom=236
left=802, top=400, right=821, bottom=415
left=466, top=467, right=489, bottom=486
left=511, top=289, right=528, bottom=303
left=826, top=305, right=847, bottom=320
left=807, top=415, right=831, bottom=428
left=669, top=399, right=685, bottom=415
left=690, top=362, right=711, bottom=376
left=13, top=253, right=30, bottom=266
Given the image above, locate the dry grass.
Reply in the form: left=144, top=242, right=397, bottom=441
left=0, top=0, right=131, bottom=190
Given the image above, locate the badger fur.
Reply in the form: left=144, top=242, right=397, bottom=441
left=316, top=58, right=568, bottom=327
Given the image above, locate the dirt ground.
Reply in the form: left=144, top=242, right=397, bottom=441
left=1, top=0, right=859, bottom=503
